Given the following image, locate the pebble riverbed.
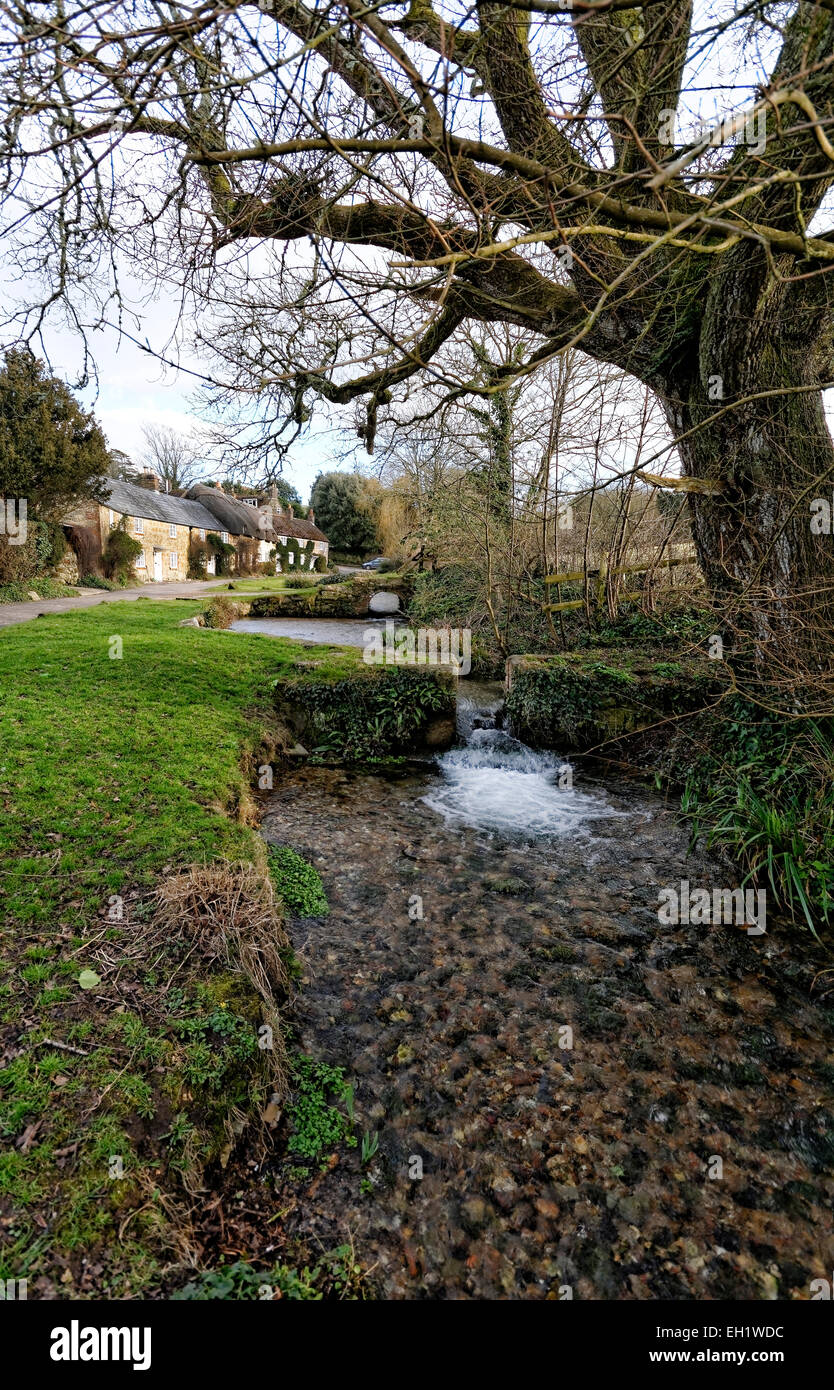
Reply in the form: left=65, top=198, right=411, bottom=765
left=259, top=690, right=834, bottom=1300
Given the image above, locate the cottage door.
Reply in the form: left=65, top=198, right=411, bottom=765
left=153, top=549, right=163, bottom=582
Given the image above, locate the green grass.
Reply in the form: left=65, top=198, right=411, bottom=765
left=0, top=600, right=365, bottom=1295
left=0, top=575, right=79, bottom=602
left=679, top=707, right=834, bottom=935
left=222, top=575, right=326, bottom=594
left=0, top=600, right=362, bottom=927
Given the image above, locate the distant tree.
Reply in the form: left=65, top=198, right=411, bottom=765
left=107, top=448, right=136, bottom=481
left=309, top=471, right=380, bottom=554
left=140, top=423, right=199, bottom=493
left=273, top=478, right=302, bottom=515
left=226, top=476, right=302, bottom=512
left=0, top=348, right=109, bottom=515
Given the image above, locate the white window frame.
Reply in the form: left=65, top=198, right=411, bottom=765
left=221, top=531, right=230, bottom=544
left=169, top=551, right=178, bottom=569
left=136, top=550, right=146, bottom=569
left=199, top=528, right=206, bottom=541
left=169, top=522, right=177, bottom=538
left=133, top=516, right=144, bottom=534
left=109, top=509, right=116, bottom=528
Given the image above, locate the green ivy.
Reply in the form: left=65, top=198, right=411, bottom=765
left=273, top=666, right=454, bottom=761
left=268, top=846, right=328, bottom=917
left=286, top=1055, right=356, bottom=1163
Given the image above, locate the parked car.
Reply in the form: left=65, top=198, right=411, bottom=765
left=362, top=556, right=389, bottom=570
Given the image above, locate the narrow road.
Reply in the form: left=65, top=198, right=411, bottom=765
left=0, top=567, right=363, bottom=630
left=0, top=579, right=230, bottom=630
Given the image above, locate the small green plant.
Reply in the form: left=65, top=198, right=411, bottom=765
left=78, top=573, right=117, bottom=589
left=172, top=1248, right=363, bottom=1300
left=268, top=845, right=328, bottom=917
left=102, top=519, right=143, bottom=582
left=360, top=1130, right=379, bottom=1166
left=286, top=1055, right=356, bottom=1163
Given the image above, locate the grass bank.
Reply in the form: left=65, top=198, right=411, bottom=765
left=0, top=575, right=78, bottom=603
left=0, top=600, right=367, bottom=1295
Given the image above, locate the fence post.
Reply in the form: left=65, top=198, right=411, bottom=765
left=596, top=557, right=608, bottom=613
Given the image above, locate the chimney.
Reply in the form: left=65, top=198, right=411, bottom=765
left=307, top=507, right=315, bottom=523
left=137, top=470, right=160, bottom=492
left=270, top=483, right=278, bottom=509
left=214, top=481, right=224, bottom=492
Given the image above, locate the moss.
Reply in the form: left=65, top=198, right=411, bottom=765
left=505, top=648, right=727, bottom=754
left=483, top=875, right=529, bottom=895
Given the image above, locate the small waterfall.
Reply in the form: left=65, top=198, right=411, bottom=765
left=422, top=682, right=617, bottom=837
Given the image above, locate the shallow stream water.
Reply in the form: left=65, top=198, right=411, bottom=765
left=232, top=616, right=389, bottom=647
left=260, top=679, right=834, bottom=1299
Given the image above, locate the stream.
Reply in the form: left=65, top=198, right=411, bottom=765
left=259, top=678, right=834, bottom=1299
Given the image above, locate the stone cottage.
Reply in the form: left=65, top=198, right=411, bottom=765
left=63, top=476, right=225, bottom=581
left=62, top=474, right=329, bottom=582
left=186, top=482, right=330, bottom=571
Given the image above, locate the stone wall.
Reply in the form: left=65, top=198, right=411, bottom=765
left=505, top=650, right=729, bottom=755
left=63, top=502, right=194, bottom=581
left=251, top=573, right=416, bottom=619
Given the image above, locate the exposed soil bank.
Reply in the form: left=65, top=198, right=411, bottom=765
left=259, top=696, right=834, bottom=1300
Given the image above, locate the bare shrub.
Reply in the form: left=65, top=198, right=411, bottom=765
left=203, top=596, right=243, bottom=628
left=153, top=860, right=292, bottom=1101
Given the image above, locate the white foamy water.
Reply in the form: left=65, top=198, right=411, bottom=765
left=422, top=687, right=619, bottom=837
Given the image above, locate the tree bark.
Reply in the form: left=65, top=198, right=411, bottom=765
left=660, top=247, right=834, bottom=677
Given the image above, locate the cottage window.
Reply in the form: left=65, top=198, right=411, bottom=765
left=109, top=509, right=116, bottom=528
left=169, top=523, right=177, bottom=538
left=133, top=516, right=144, bottom=534
left=221, top=531, right=230, bottom=544
left=199, top=528, right=206, bottom=541
left=137, top=550, right=146, bottom=568
left=169, top=551, right=178, bottom=569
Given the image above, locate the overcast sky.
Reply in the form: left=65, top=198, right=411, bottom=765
left=1, top=258, right=363, bottom=502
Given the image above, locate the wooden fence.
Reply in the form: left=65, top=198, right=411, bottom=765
left=544, top=547, right=696, bottom=613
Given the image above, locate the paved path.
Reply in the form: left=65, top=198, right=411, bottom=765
left=0, top=580, right=230, bottom=631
